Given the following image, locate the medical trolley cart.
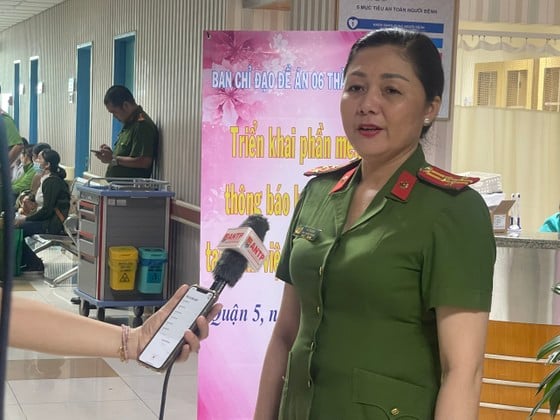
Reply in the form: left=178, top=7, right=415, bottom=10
left=75, top=178, right=174, bottom=321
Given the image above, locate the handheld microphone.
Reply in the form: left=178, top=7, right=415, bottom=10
left=211, top=214, right=270, bottom=295
left=137, top=214, right=270, bottom=372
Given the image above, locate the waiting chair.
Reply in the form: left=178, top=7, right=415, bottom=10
left=30, top=178, right=86, bottom=287
left=31, top=214, right=79, bottom=287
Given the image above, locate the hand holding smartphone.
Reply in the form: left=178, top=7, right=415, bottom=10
left=138, top=285, right=217, bottom=371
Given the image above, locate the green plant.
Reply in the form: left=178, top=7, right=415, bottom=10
left=530, top=283, right=560, bottom=418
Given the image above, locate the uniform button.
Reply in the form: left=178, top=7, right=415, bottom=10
left=307, top=380, right=312, bottom=388
left=310, top=341, right=315, bottom=350
left=316, top=306, right=321, bottom=315
left=318, top=266, right=323, bottom=276
left=390, top=408, right=400, bottom=416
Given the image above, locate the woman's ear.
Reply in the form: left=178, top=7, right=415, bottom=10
left=424, top=96, right=442, bottom=123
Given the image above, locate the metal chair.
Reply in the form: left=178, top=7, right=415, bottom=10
left=31, top=214, right=79, bottom=287
left=31, top=178, right=87, bottom=287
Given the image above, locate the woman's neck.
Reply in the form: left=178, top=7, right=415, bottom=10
left=359, top=145, right=417, bottom=189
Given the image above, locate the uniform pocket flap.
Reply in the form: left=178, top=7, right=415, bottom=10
left=352, top=368, right=434, bottom=419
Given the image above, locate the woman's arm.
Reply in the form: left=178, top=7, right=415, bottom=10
left=7, top=285, right=221, bottom=361
left=25, top=176, right=59, bottom=222
left=434, top=306, right=489, bottom=420
left=254, top=283, right=300, bottom=420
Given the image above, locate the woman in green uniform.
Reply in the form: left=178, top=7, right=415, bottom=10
left=254, top=29, right=495, bottom=420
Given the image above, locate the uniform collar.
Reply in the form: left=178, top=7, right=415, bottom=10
left=123, top=105, right=144, bottom=127
left=333, top=145, right=426, bottom=202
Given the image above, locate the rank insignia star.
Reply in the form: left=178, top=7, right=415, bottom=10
left=391, top=170, right=417, bottom=200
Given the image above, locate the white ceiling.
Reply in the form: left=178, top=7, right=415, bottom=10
left=0, top=0, right=66, bottom=33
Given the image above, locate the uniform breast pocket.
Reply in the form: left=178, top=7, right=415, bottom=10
left=352, top=368, right=435, bottom=420
left=115, top=135, right=132, bottom=155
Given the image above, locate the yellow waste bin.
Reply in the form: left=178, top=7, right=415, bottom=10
left=108, top=246, right=138, bottom=291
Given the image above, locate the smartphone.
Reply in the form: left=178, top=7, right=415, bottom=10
left=137, top=285, right=217, bottom=371
left=90, top=149, right=99, bottom=153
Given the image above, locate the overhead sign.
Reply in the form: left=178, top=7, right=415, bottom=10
left=337, top=0, right=458, bottom=119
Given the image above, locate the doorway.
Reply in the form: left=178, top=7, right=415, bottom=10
left=112, top=33, right=136, bottom=145
left=29, top=57, right=39, bottom=144
left=75, top=43, right=92, bottom=177
left=13, top=61, right=20, bottom=129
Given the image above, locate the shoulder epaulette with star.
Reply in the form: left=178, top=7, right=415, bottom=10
left=303, top=159, right=361, bottom=177
left=417, top=165, right=479, bottom=191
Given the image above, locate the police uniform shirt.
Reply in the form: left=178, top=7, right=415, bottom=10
left=1, top=112, right=22, bottom=148
left=275, top=146, right=495, bottom=420
left=106, top=106, right=158, bottom=178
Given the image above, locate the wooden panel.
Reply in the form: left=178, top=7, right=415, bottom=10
left=483, top=358, right=555, bottom=383
left=481, top=320, right=560, bottom=413
left=480, top=382, right=544, bottom=407
left=486, top=320, right=560, bottom=358
left=479, top=406, right=551, bottom=420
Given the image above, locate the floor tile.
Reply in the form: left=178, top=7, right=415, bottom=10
left=20, top=400, right=157, bottom=420
left=7, top=357, right=118, bottom=380
left=9, top=377, right=138, bottom=404
left=4, top=403, right=26, bottom=420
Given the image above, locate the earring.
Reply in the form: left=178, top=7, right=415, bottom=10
left=423, top=118, right=431, bottom=126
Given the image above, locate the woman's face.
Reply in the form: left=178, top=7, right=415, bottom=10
left=37, top=152, right=49, bottom=171
left=21, top=152, right=31, bottom=165
left=340, top=45, right=440, bottom=164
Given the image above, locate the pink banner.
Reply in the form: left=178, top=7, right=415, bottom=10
left=200, top=30, right=364, bottom=419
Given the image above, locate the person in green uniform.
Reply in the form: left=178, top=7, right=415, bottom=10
left=11, top=145, right=35, bottom=196
left=15, top=148, right=70, bottom=273
left=254, top=28, right=495, bottom=420
left=94, top=85, right=158, bottom=178
left=1, top=110, right=23, bottom=164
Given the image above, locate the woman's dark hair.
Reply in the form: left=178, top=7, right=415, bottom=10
left=41, top=149, right=66, bottom=179
left=344, top=28, right=444, bottom=137
left=21, top=145, right=33, bottom=161
left=104, top=85, right=136, bottom=107
left=32, top=142, right=51, bottom=159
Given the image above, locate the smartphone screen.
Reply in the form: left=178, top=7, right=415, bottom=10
left=138, top=285, right=216, bottom=371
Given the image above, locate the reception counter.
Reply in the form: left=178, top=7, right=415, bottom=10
left=480, top=232, right=560, bottom=420
left=492, top=232, right=560, bottom=325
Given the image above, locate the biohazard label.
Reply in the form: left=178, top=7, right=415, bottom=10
left=120, top=273, right=131, bottom=283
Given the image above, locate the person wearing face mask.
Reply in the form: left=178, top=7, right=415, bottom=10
left=28, top=142, right=51, bottom=203
left=254, top=28, right=495, bottom=420
left=94, top=85, right=158, bottom=178
left=15, top=148, right=70, bottom=273
left=11, top=145, right=35, bottom=197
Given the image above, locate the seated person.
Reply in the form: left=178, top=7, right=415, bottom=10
left=11, top=137, right=29, bottom=180
left=14, top=149, right=70, bottom=273
left=29, top=142, right=51, bottom=196
left=539, top=203, right=560, bottom=232
left=11, top=145, right=35, bottom=197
